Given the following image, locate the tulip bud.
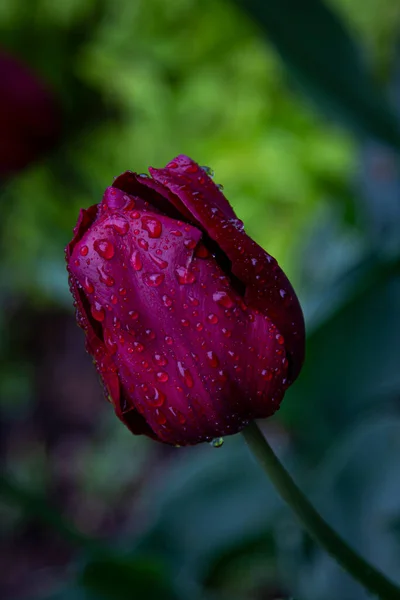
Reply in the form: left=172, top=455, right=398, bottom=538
left=66, top=155, right=305, bottom=446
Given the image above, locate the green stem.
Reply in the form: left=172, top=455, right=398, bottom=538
left=242, top=422, right=400, bottom=600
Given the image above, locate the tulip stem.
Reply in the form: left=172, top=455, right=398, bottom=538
left=242, top=422, right=400, bottom=600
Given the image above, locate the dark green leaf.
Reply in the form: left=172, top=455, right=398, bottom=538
left=238, top=0, right=400, bottom=148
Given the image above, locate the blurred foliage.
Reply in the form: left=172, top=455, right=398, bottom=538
left=1, top=0, right=400, bottom=599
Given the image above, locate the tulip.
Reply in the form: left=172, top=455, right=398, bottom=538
left=66, top=155, right=305, bottom=446
left=0, top=50, right=60, bottom=179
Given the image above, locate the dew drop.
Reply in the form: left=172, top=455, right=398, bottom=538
left=196, top=322, right=204, bottom=332
left=83, top=277, right=94, bottom=293
left=276, top=334, right=285, bottom=345
left=177, top=411, right=186, bottom=424
left=185, top=163, right=198, bottom=174
left=98, top=266, right=115, bottom=287
left=129, top=310, right=139, bottom=320
left=141, top=384, right=165, bottom=407
left=207, top=313, right=218, bottom=324
left=110, top=216, right=129, bottom=235
left=165, top=336, right=173, bottom=345
left=155, top=410, right=167, bottom=425
left=91, top=302, right=105, bottom=322
left=154, top=353, right=168, bottom=366
left=138, top=238, right=149, bottom=251
left=143, top=273, right=165, bottom=287
left=201, top=165, right=214, bottom=177
left=210, top=437, right=224, bottom=448
left=150, top=253, right=168, bottom=269
left=176, top=266, right=196, bottom=284
left=104, top=331, right=117, bottom=355
left=145, top=329, right=156, bottom=341
left=141, top=216, right=162, bottom=238
left=80, top=245, right=89, bottom=257
left=184, top=239, right=196, bottom=250
left=94, top=239, right=115, bottom=260
left=213, top=290, right=234, bottom=308
left=162, top=294, right=173, bottom=307
left=206, top=350, right=219, bottom=368
left=110, top=294, right=118, bottom=305
left=131, top=250, right=143, bottom=271
left=177, top=361, right=194, bottom=388
left=134, top=342, right=145, bottom=353
left=222, top=327, right=231, bottom=338
left=195, top=244, right=209, bottom=258
left=181, top=318, right=190, bottom=327
left=171, top=230, right=182, bottom=237
left=261, top=369, right=273, bottom=381
left=156, top=371, right=169, bottom=383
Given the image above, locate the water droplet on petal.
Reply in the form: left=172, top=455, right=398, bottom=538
left=104, top=330, right=117, bottom=354
left=162, top=294, right=173, bottom=307
left=143, top=273, right=165, bottom=287
left=131, top=250, right=143, bottom=271
left=134, top=342, right=145, bottom=353
left=94, top=239, right=115, bottom=260
left=111, top=294, right=118, bottom=304
left=98, top=266, right=115, bottom=287
left=91, top=302, right=105, bottom=322
left=195, top=244, right=209, bottom=258
left=170, top=230, right=182, bottom=237
left=177, top=361, right=194, bottom=388
left=206, top=350, right=219, bottom=368
left=156, top=371, right=169, bottom=383
left=154, top=353, right=168, bottom=366
left=213, top=291, right=234, bottom=308
left=83, top=277, right=94, bottom=293
left=184, top=239, right=196, bottom=250
left=141, top=216, right=162, bottom=238
left=207, top=313, right=218, bottom=324
left=276, top=334, right=285, bottom=345
left=185, top=163, right=198, bottom=173
left=165, top=336, right=173, bottom=345
left=80, top=245, right=89, bottom=256
left=196, top=322, right=204, bottom=331
left=176, top=266, right=196, bottom=284
left=150, top=253, right=168, bottom=269
left=142, top=384, right=165, bottom=407
left=129, top=310, right=139, bottom=320
left=110, top=216, right=129, bottom=235
left=181, top=318, right=190, bottom=327
left=138, top=238, right=149, bottom=251
left=261, top=369, right=273, bottom=381
left=201, top=165, right=214, bottom=177
left=210, top=437, right=224, bottom=448
left=279, top=289, right=287, bottom=299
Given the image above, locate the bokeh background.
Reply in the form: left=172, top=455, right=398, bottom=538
left=1, top=0, right=400, bottom=599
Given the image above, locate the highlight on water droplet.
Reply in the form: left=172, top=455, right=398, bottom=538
left=210, top=437, right=224, bottom=448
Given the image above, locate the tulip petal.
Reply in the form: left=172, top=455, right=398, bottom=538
left=148, top=155, right=305, bottom=382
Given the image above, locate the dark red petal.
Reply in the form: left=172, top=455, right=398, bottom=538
left=68, top=198, right=289, bottom=445
left=149, top=155, right=305, bottom=382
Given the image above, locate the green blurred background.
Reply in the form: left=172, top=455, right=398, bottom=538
left=1, top=0, right=400, bottom=598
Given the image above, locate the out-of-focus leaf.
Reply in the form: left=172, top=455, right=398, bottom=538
left=79, top=556, right=182, bottom=600
left=277, top=417, right=400, bottom=600
left=238, top=0, right=400, bottom=148
left=136, top=435, right=284, bottom=577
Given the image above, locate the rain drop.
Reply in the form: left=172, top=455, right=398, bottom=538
left=141, top=216, right=162, bottom=238
left=143, top=273, right=165, bottom=287
left=94, top=239, right=115, bottom=260
left=131, top=250, right=143, bottom=271
left=210, top=437, right=224, bottom=448
left=177, top=361, right=194, bottom=388
left=91, top=302, right=105, bottom=322
left=176, top=266, right=196, bottom=284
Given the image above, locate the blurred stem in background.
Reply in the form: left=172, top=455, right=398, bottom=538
left=243, top=422, right=400, bottom=600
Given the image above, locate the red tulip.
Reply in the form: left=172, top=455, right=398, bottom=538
left=66, top=155, right=305, bottom=446
left=0, top=50, right=60, bottom=178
